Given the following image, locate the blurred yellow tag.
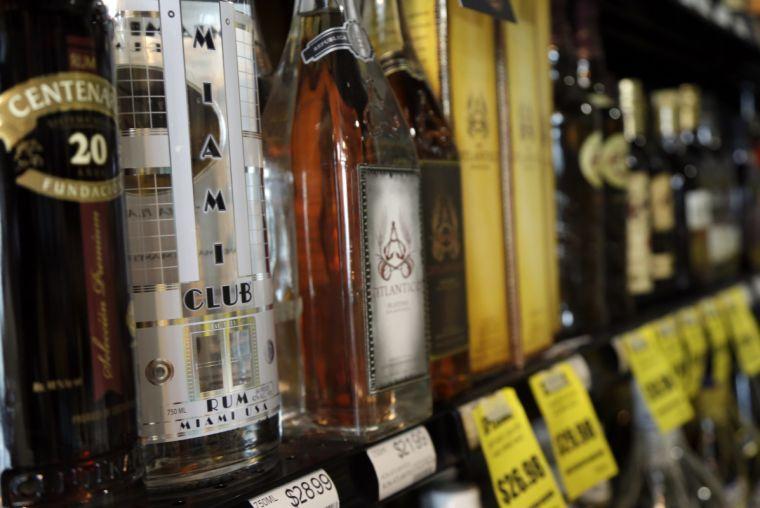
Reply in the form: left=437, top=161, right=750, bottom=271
left=653, top=316, right=689, bottom=386
left=698, top=298, right=732, bottom=385
left=529, top=362, right=618, bottom=500
left=721, top=287, right=760, bottom=376
left=473, top=388, right=566, bottom=508
left=676, top=307, right=709, bottom=397
left=623, top=327, right=694, bottom=433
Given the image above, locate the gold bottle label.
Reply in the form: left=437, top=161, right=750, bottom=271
left=598, top=133, right=629, bottom=189
left=448, top=1, right=511, bottom=372
left=627, top=172, right=653, bottom=295
left=578, top=130, right=604, bottom=188
left=501, top=0, right=555, bottom=358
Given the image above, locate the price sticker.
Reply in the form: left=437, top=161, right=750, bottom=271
left=366, top=426, right=437, bottom=500
left=248, top=469, right=339, bottom=508
left=653, top=316, right=689, bottom=386
left=721, top=287, right=760, bottom=376
left=473, top=388, right=566, bottom=508
left=698, top=298, right=732, bottom=386
left=529, top=362, right=618, bottom=501
left=623, top=327, right=694, bottom=433
left=676, top=307, right=709, bottom=397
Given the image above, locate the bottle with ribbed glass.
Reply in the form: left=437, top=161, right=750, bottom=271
left=0, top=1, right=141, bottom=504
left=573, top=0, right=634, bottom=321
left=551, top=0, right=607, bottom=336
left=261, top=11, right=307, bottom=424
left=362, top=0, right=469, bottom=400
left=651, top=89, right=691, bottom=292
left=113, top=0, right=280, bottom=487
left=646, top=91, right=679, bottom=298
left=269, top=0, right=431, bottom=439
left=618, top=79, right=654, bottom=305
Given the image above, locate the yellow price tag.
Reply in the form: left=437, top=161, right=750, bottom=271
left=721, top=287, right=760, bottom=376
left=529, top=362, right=618, bottom=500
left=473, top=388, right=566, bottom=508
left=676, top=307, right=709, bottom=397
left=698, top=298, right=732, bottom=386
left=653, top=316, right=689, bottom=386
left=623, top=327, right=694, bottom=433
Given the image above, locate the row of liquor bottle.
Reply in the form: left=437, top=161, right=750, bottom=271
left=1, top=0, right=758, bottom=506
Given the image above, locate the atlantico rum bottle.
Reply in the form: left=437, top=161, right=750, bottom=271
left=0, top=1, right=141, bottom=504
left=619, top=79, right=654, bottom=305
left=551, top=0, right=607, bottom=336
left=113, top=0, right=280, bottom=486
left=272, top=0, right=431, bottom=439
left=363, top=0, right=469, bottom=400
left=404, top=0, right=513, bottom=374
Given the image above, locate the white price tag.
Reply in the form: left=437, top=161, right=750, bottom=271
left=248, top=469, right=339, bottom=508
left=366, top=426, right=437, bottom=500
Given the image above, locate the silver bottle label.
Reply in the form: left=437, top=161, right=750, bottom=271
left=115, top=0, right=278, bottom=443
left=359, top=166, right=428, bottom=392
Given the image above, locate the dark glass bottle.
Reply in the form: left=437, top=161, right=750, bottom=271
left=647, top=90, right=680, bottom=297
left=363, top=0, right=469, bottom=400
left=737, top=83, right=760, bottom=272
left=551, top=0, right=607, bottom=337
left=618, top=79, right=654, bottom=305
left=677, top=84, right=713, bottom=287
left=269, top=0, right=431, bottom=439
left=0, top=1, right=140, bottom=504
left=651, top=89, right=691, bottom=292
left=573, top=0, right=634, bottom=321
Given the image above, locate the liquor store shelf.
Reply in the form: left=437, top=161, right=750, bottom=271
left=601, top=0, right=760, bottom=101
left=137, top=275, right=758, bottom=508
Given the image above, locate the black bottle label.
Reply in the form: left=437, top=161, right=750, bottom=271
left=420, top=160, right=468, bottom=359
left=301, top=20, right=374, bottom=64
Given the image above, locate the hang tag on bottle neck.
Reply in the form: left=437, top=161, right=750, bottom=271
left=458, top=0, right=517, bottom=22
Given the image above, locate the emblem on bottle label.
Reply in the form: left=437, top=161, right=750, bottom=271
left=301, top=20, right=374, bottom=64
left=578, top=130, right=604, bottom=188
left=359, top=166, right=428, bottom=392
left=115, top=2, right=279, bottom=443
left=599, top=133, right=629, bottom=189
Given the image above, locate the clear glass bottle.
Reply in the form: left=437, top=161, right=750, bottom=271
left=0, top=1, right=141, bottom=504
left=261, top=8, right=306, bottom=424
left=362, top=0, right=469, bottom=400
left=268, top=0, right=431, bottom=439
left=113, top=0, right=280, bottom=487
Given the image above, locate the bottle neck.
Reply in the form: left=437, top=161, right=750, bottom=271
left=363, top=0, right=405, bottom=58
left=550, top=0, right=580, bottom=84
left=574, top=0, right=609, bottom=93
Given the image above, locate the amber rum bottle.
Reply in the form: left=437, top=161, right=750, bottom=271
left=114, top=0, right=280, bottom=486
left=404, top=0, right=512, bottom=375
left=551, top=0, right=607, bottom=336
left=272, top=0, right=431, bottom=439
left=364, top=0, right=469, bottom=400
left=0, top=1, right=141, bottom=504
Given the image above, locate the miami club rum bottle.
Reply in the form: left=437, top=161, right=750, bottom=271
left=0, top=0, right=141, bottom=504
left=363, top=0, right=469, bottom=400
left=404, top=0, right=512, bottom=375
left=270, top=0, right=431, bottom=439
left=113, top=0, right=280, bottom=486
